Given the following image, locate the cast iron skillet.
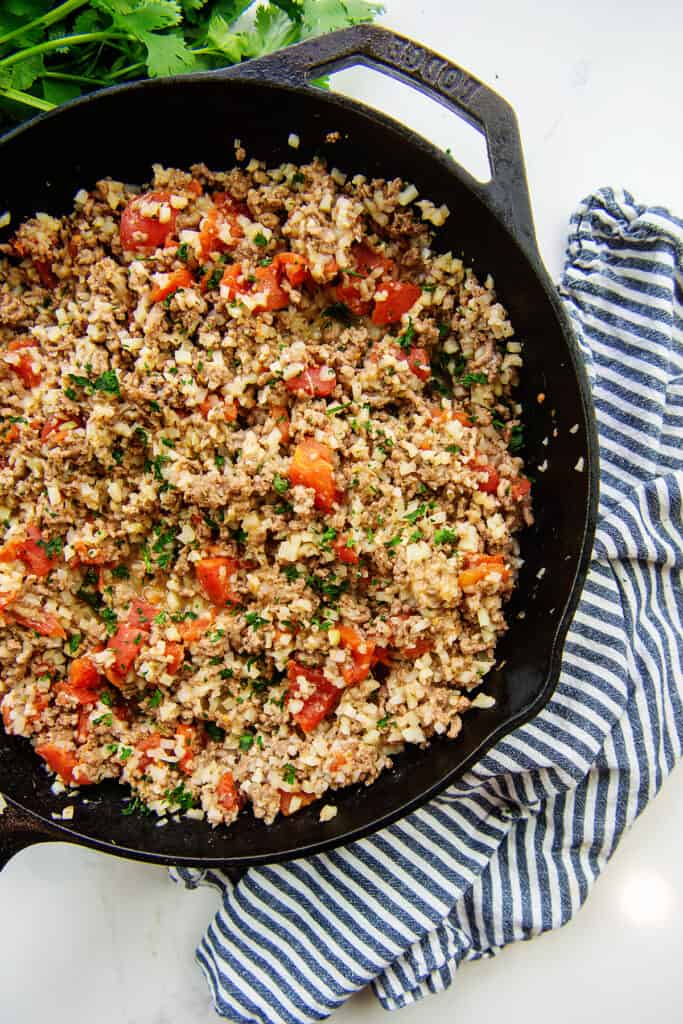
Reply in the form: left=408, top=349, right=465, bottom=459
left=0, top=25, right=598, bottom=872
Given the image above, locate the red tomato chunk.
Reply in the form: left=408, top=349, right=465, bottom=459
left=120, top=190, right=177, bottom=252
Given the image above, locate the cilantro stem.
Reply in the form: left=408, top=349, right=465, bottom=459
left=0, top=32, right=128, bottom=73
left=107, top=61, right=146, bottom=81
left=0, top=0, right=89, bottom=50
left=0, top=86, right=53, bottom=111
left=43, top=70, right=109, bottom=86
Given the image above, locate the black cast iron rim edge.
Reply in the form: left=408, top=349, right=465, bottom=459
left=0, top=28, right=600, bottom=867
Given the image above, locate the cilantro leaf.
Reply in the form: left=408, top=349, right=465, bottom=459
left=141, top=29, right=197, bottom=76
left=93, top=0, right=183, bottom=37
left=242, top=5, right=299, bottom=57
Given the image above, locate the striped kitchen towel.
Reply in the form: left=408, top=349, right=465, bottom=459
left=172, top=188, right=683, bottom=1022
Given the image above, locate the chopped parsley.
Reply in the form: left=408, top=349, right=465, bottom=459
left=100, top=690, right=115, bottom=707
left=147, top=688, right=163, bottom=708
left=377, top=716, right=393, bottom=729
left=258, top=256, right=273, bottom=267
left=282, top=764, right=297, bottom=785
left=67, top=634, right=81, bottom=654
left=205, top=721, right=226, bottom=742
left=38, top=535, right=63, bottom=559
left=272, top=474, right=290, bottom=495
left=319, top=526, right=337, bottom=548
left=244, top=611, right=268, bottom=630
left=397, top=317, right=415, bottom=350
left=177, top=242, right=189, bottom=262
left=164, top=783, right=197, bottom=812
left=239, top=732, right=254, bottom=751
left=76, top=586, right=102, bottom=612
left=434, top=528, right=458, bottom=545
left=99, top=606, right=118, bottom=635
left=93, top=713, right=113, bottom=727
left=326, top=402, right=352, bottom=417
left=219, top=668, right=234, bottom=680
left=458, top=371, right=488, bottom=387
left=508, top=424, right=524, bottom=453
left=253, top=232, right=268, bottom=247
left=122, top=796, right=152, bottom=817
left=403, top=503, right=427, bottom=525
left=282, top=565, right=300, bottom=582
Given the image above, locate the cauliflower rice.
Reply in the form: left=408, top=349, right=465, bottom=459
left=0, top=151, right=532, bottom=827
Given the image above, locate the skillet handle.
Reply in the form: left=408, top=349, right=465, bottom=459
left=234, top=24, right=538, bottom=259
left=0, top=798, right=61, bottom=872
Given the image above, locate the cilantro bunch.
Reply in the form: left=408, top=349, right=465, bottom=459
left=0, top=0, right=383, bottom=130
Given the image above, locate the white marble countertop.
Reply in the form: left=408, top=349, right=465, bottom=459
left=2, top=1, right=682, bottom=1021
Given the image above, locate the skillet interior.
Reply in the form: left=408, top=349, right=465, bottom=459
left=0, top=60, right=597, bottom=866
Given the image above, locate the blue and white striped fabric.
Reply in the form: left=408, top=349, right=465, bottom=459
left=171, top=188, right=683, bottom=1023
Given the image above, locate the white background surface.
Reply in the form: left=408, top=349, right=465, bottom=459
left=2, top=1, right=682, bottom=1021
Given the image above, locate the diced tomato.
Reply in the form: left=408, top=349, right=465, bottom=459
left=270, top=404, right=290, bottom=445
left=429, top=406, right=472, bottom=428
left=329, top=751, right=348, bottom=772
left=187, top=180, right=203, bottom=196
left=105, top=600, right=156, bottom=685
left=150, top=268, right=193, bottom=303
left=72, top=541, right=109, bottom=567
left=331, top=280, right=371, bottom=317
left=127, top=599, right=158, bottom=629
left=217, top=770, right=242, bottom=813
left=221, top=262, right=247, bottom=301
left=35, top=743, right=91, bottom=785
left=275, top=252, right=309, bottom=287
left=198, top=200, right=244, bottom=259
left=136, top=732, right=163, bottom=772
left=33, top=259, right=58, bottom=289
left=198, top=394, right=238, bottom=421
left=279, top=790, right=317, bottom=816
left=164, top=641, right=184, bottom=674
left=252, top=264, right=290, bottom=312
left=76, top=708, right=91, bottom=745
left=120, top=190, right=177, bottom=252
left=196, top=557, right=241, bottom=607
left=60, top=656, right=101, bottom=704
left=351, top=242, right=394, bottom=276
left=1, top=695, right=13, bottom=732
left=285, top=365, right=337, bottom=398
left=474, top=464, right=500, bottom=494
left=0, top=589, right=18, bottom=611
left=288, top=439, right=342, bottom=512
left=334, top=536, right=359, bottom=564
left=463, top=553, right=510, bottom=581
left=372, top=280, right=422, bottom=325
left=41, top=415, right=77, bottom=445
left=106, top=622, right=146, bottom=683
left=320, top=257, right=339, bottom=282
left=510, top=477, right=532, bottom=501
left=10, top=609, right=65, bottom=638
left=338, top=624, right=376, bottom=685
left=176, top=723, right=200, bottom=775
left=392, top=344, right=431, bottom=381
left=0, top=423, right=19, bottom=445
left=287, top=660, right=341, bottom=733
left=403, top=638, right=434, bottom=659
left=177, top=611, right=215, bottom=644
left=0, top=524, right=57, bottom=577
left=6, top=337, right=41, bottom=388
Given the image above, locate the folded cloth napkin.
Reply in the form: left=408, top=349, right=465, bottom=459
left=171, top=189, right=683, bottom=1023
